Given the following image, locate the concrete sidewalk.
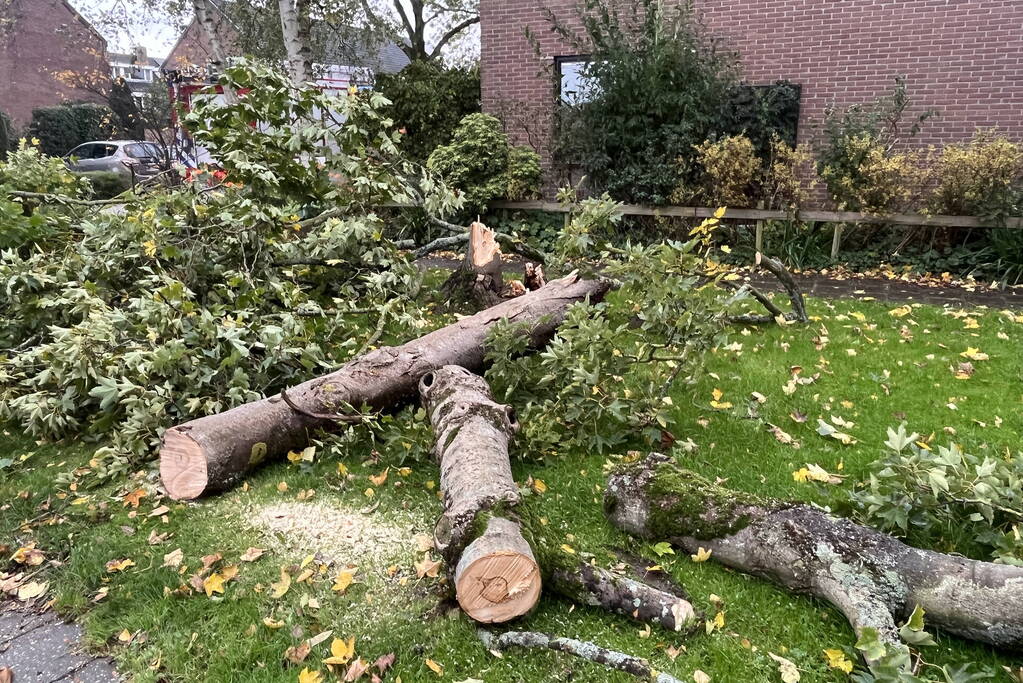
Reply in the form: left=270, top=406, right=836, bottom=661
left=0, top=604, right=118, bottom=683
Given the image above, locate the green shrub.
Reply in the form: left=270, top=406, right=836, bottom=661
left=929, top=129, right=1023, bottom=219
left=77, top=170, right=130, bottom=198
left=427, top=113, right=541, bottom=212
left=375, top=61, right=480, bottom=162
left=816, top=77, right=932, bottom=213
left=28, top=103, right=116, bottom=157
left=690, top=134, right=761, bottom=207
left=849, top=424, right=1023, bottom=565
left=546, top=0, right=740, bottom=205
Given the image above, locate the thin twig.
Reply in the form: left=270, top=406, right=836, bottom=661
left=477, top=629, right=684, bottom=683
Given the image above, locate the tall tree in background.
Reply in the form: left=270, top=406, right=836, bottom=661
left=277, top=0, right=313, bottom=84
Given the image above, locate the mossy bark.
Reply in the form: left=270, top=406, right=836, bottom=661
left=605, top=453, right=1023, bottom=658
left=421, top=368, right=698, bottom=632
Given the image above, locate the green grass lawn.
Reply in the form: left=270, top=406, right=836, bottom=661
left=2, top=293, right=1021, bottom=682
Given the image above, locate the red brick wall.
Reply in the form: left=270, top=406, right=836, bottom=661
left=0, top=0, right=108, bottom=128
left=482, top=0, right=1023, bottom=196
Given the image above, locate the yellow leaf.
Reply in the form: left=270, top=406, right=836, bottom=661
left=16, top=581, right=47, bottom=601
left=691, top=547, right=712, bottom=563
left=105, top=558, right=135, bottom=573
left=332, top=571, right=355, bottom=594
left=297, top=668, right=322, bottom=683
left=888, top=305, right=911, bottom=318
left=824, top=649, right=854, bottom=674
left=263, top=617, right=285, bottom=629
left=364, top=488, right=375, bottom=498
left=270, top=567, right=291, bottom=599
left=337, top=462, right=349, bottom=476
left=118, top=628, right=133, bottom=643
left=323, top=636, right=355, bottom=665
left=532, top=478, right=547, bottom=494
left=960, top=347, right=989, bottom=361
left=850, top=311, right=866, bottom=322
left=203, top=572, right=226, bottom=597
left=369, top=468, right=389, bottom=487
left=693, top=670, right=711, bottom=683
left=414, top=555, right=442, bottom=579
left=709, top=401, right=732, bottom=410
left=142, top=240, right=157, bottom=258
left=287, top=450, right=303, bottom=463
left=713, top=206, right=726, bottom=219
left=711, top=388, right=723, bottom=401
left=560, top=544, right=575, bottom=554
left=425, top=658, right=444, bottom=676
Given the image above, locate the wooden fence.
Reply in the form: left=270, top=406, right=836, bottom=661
left=490, top=201, right=1023, bottom=258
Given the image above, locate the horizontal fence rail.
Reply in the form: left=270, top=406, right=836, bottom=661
left=489, top=201, right=1023, bottom=230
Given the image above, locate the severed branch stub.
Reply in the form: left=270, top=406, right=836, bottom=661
left=420, top=366, right=699, bottom=632
left=442, top=221, right=506, bottom=307
left=727, top=252, right=808, bottom=325
left=604, top=453, right=1023, bottom=667
left=159, top=273, right=611, bottom=500
left=478, top=629, right=685, bottom=683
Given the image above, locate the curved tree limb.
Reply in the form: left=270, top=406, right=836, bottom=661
left=604, top=453, right=1023, bottom=666
left=727, top=252, right=808, bottom=325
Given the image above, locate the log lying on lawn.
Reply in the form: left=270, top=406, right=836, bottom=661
left=420, top=365, right=541, bottom=623
left=604, top=453, right=1023, bottom=658
left=420, top=366, right=699, bottom=630
left=160, top=273, right=611, bottom=500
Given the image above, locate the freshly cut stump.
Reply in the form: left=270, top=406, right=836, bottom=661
left=420, top=365, right=541, bottom=623
left=160, top=273, right=610, bottom=500
left=442, top=221, right=505, bottom=307
left=455, top=518, right=542, bottom=624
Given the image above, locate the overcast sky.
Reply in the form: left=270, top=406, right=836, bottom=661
left=69, top=0, right=185, bottom=57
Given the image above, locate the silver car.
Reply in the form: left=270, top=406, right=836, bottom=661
left=64, top=140, right=167, bottom=178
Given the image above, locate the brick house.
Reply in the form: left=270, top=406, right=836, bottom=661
left=482, top=0, right=1023, bottom=195
left=0, top=0, right=109, bottom=128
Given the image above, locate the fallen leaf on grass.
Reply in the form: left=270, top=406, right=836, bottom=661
left=105, top=558, right=135, bottom=573
left=792, top=464, right=844, bottom=485
left=17, top=581, right=47, bottom=601
left=271, top=567, right=292, bottom=598
left=414, top=555, right=441, bottom=579
left=11, top=544, right=45, bottom=566
left=148, top=505, right=170, bottom=518
left=693, top=671, right=711, bottom=683
left=203, top=572, right=226, bottom=597
left=369, top=468, right=389, bottom=487
left=768, top=652, right=800, bottom=682
left=817, top=419, right=857, bottom=445
left=824, top=648, right=853, bottom=673
left=961, top=347, right=989, bottom=361
left=767, top=424, right=799, bottom=448
left=332, top=570, right=356, bottom=594
left=323, top=636, right=355, bottom=665
left=691, top=547, right=712, bottom=563
left=162, top=548, right=183, bottom=569
left=285, top=642, right=312, bottom=664
left=425, top=658, right=444, bottom=676
left=298, top=668, right=322, bottom=683
left=122, top=488, right=147, bottom=508
left=374, top=653, right=395, bottom=674
left=240, top=547, right=265, bottom=562
left=344, top=658, right=369, bottom=681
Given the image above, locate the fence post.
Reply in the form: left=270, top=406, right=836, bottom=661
left=754, top=200, right=765, bottom=256
left=831, top=224, right=843, bottom=259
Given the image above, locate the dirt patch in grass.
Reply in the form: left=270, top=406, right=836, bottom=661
left=246, top=500, right=421, bottom=566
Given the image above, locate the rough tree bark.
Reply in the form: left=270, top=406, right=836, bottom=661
left=442, top=222, right=505, bottom=307
left=420, top=365, right=541, bottom=623
left=420, top=367, right=699, bottom=631
left=160, top=273, right=611, bottom=500
left=191, top=0, right=235, bottom=103
left=604, top=453, right=1023, bottom=659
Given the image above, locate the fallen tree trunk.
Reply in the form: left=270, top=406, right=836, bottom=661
left=604, top=453, right=1023, bottom=659
left=160, top=273, right=611, bottom=500
left=420, top=366, right=699, bottom=631
left=420, top=365, right=541, bottom=623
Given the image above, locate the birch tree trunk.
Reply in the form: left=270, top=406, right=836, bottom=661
left=277, top=0, right=314, bottom=85
left=604, top=453, right=1023, bottom=659
left=192, top=0, right=236, bottom=103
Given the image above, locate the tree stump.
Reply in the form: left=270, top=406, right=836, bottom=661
left=442, top=221, right=505, bottom=307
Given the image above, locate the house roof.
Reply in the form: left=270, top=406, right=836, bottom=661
left=108, top=52, right=163, bottom=68
left=57, top=0, right=108, bottom=47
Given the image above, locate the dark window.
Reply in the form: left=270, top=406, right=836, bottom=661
left=67, top=144, right=94, bottom=158
left=95, top=144, right=117, bottom=159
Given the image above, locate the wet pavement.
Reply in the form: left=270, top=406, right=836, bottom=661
left=0, top=604, right=118, bottom=683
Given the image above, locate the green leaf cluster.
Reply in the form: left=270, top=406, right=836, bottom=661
left=850, top=424, right=1023, bottom=565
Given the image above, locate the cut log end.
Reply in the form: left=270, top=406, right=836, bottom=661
left=159, top=429, right=208, bottom=500
left=456, top=550, right=542, bottom=623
